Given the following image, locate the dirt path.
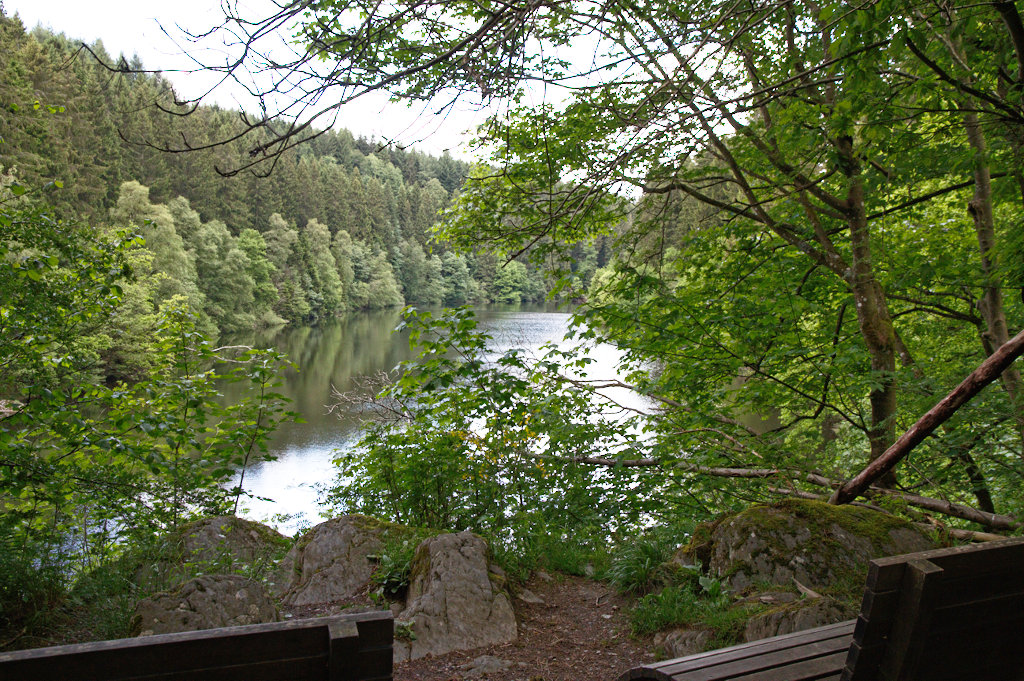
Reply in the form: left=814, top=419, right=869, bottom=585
left=397, top=573, right=657, bottom=681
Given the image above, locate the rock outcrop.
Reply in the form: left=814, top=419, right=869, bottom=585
left=683, top=499, right=937, bottom=598
left=742, top=596, right=856, bottom=641
left=654, top=627, right=716, bottom=659
left=394, top=531, right=517, bottom=662
left=133, top=574, right=277, bottom=636
left=282, top=515, right=389, bottom=606
left=134, top=516, right=292, bottom=594
left=654, top=499, right=942, bottom=653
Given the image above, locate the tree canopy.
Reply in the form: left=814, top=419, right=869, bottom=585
left=189, top=0, right=1024, bottom=524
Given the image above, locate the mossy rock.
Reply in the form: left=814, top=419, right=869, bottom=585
left=679, top=499, right=937, bottom=603
left=133, top=516, right=292, bottom=594
left=742, top=596, right=857, bottom=642
left=283, top=514, right=437, bottom=606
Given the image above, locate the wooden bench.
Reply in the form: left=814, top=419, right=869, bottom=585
left=622, top=536, right=1024, bottom=681
left=0, top=610, right=393, bottom=681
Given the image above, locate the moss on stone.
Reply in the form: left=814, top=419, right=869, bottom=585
left=686, top=498, right=936, bottom=608
left=681, top=513, right=728, bottom=568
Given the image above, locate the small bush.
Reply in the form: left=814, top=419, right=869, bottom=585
left=369, top=527, right=434, bottom=599
left=0, top=550, right=64, bottom=646
left=607, top=533, right=680, bottom=594
left=630, top=578, right=759, bottom=650
left=630, top=585, right=704, bottom=635
left=488, top=532, right=611, bottom=583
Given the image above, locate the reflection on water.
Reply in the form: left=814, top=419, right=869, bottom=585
left=222, top=306, right=638, bottom=533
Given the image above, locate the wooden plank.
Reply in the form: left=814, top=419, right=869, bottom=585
left=0, top=617, right=330, bottom=664
left=915, top=636, right=1024, bottom=681
left=863, top=560, right=906, bottom=593
left=928, top=593, right=1024, bottom=633
left=329, top=619, right=362, bottom=681
left=841, top=640, right=882, bottom=681
left=0, top=612, right=394, bottom=681
left=931, top=569, right=1024, bottom=608
left=850, top=589, right=899, bottom=649
left=1, top=652, right=330, bottom=681
left=728, top=651, right=849, bottom=681
left=122, top=656, right=328, bottom=681
left=653, top=630, right=854, bottom=681
left=639, top=621, right=855, bottom=677
left=866, top=537, right=1024, bottom=591
left=877, top=558, right=942, bottom=681
left=0, top=625, right=328, bottom=680
left=924, top=614, right=1024, bottom=654
left=350, top=612, right=394, bottom=681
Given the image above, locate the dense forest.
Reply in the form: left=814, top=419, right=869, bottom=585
left=0, top=14, right=608, bottom=348
left=3, top=0, right=1024, bottom=653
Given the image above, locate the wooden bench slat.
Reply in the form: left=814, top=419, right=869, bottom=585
left=931, top=566, right=1024, bottom=606
left=642, top=624, right=854, bottom=681
left=0, top=611, right=393, bottom=681
left=727, top=651, right=849, bottom=681
left=865, top=536, right=1024, bottom=591
left=0, top=627, right=329, bottom=680
left=635, top=621, right=853, bottom=677
left=877, top=557, right=942, bottom=681
left=916, top=636, right=1024, bottom=681
left=121, top=656, right=328, bottom=681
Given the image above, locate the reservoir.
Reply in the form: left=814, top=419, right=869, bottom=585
left=221, top=306, right=648, bottom=533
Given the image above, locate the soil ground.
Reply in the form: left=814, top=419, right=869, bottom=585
left=287, top=571, right=658, bottom=681
left=395, top=572, right=657, bottom=681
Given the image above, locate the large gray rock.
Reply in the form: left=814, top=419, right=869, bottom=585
left=743, top=597, right=857, bottom=641
left=394, top=532, right=517, bottom=662
left=133, top=574, right=277, bottom=636
left=282, top=515, right=387, bottom=606
left=654, top=627, right=716, bottom=659
left=683, top=499, right=937, bottom=599
left=135, top=516, right=292, bottom=594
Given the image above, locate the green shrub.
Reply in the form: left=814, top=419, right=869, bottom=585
left=607, top=533, right=680, bottom=594
left=488, top=531, right=611, bottom=583
left=630, top=578, right=759, bottom=650
left=0, top=549, right=64, bottom=647
left=369, top=527, right=434, bottom=599
left=631, top=585, right=705, bottom=634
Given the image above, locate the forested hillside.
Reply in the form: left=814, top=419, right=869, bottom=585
left=0, top=15, right=605, bottom=347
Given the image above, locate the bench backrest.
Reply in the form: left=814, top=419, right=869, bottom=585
left=0, top=610, right=393, bottom=681
left=843, top=536, right=1024, bottom=681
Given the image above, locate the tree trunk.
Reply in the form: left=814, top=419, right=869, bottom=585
left=962, top=109, right=1024, bottom=453
left=838, top=134, right=899, bottom=486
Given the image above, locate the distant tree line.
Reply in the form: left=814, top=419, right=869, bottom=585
left=0, top=15, right=611, bottom=354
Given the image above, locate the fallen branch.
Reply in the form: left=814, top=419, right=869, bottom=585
left=914, top=522, right=1008, bottom=543
left=541, top=454, right=1021, bottom=531
left=870, top=488, right=1021, bottom=530
left=830, top=328, right=1024, bottom=505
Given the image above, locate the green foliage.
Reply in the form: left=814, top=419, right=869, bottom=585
left=1, top=191, right=295, bottom=644
left=607, top=533, right=683, bottom=595
left=368, top=528, right=434, bottom=599
left=629, top=580, right=738, bottom=639
left=234, top=0, right=1024, bottom=520
left=489, top=532, right=611, bottom=583
left=0, top=15, right=584, bottom=341
left=326, top=307, right=664, bottom=553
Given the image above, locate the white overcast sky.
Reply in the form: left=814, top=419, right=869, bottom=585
left=5, top=0, right=486, bottom=158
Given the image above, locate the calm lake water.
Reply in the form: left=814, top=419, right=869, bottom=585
left=222, top=305, right=647, bottom=533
